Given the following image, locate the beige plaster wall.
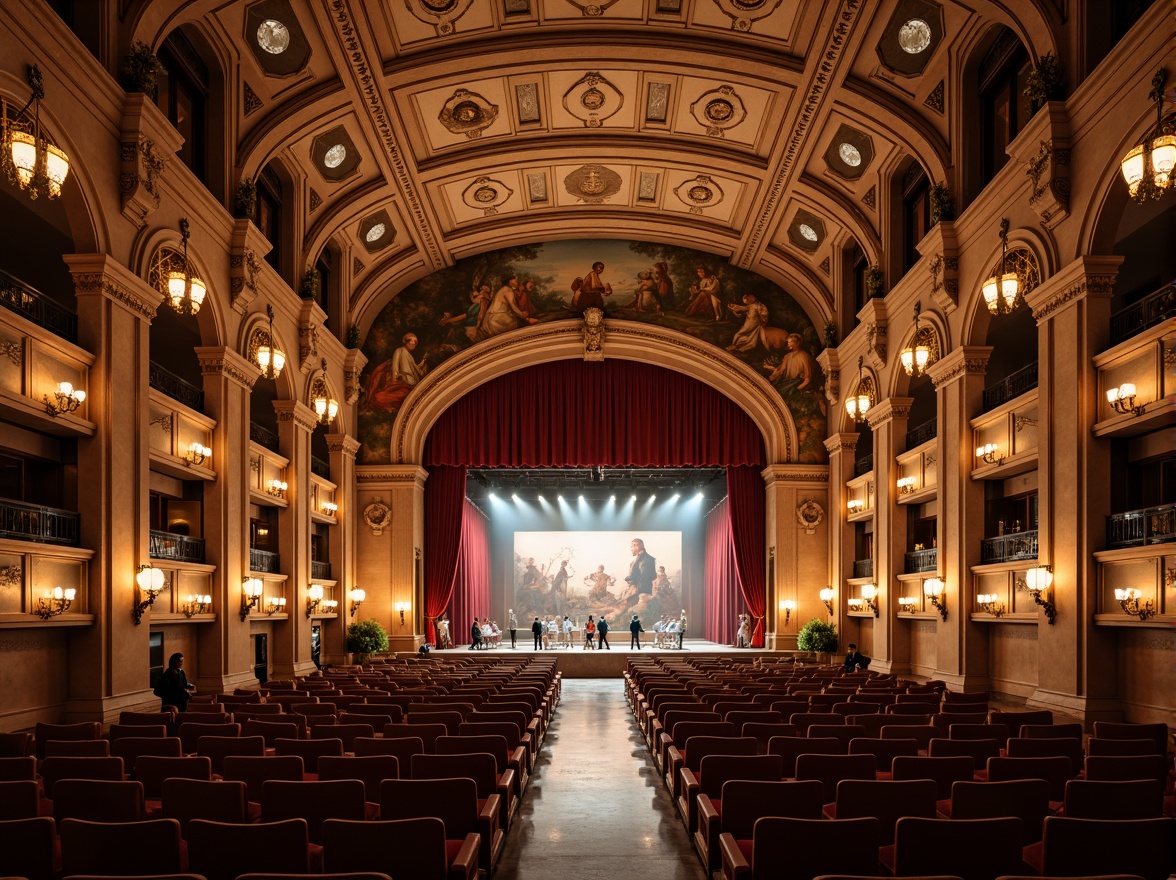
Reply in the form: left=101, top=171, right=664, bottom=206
left=908, top=619, right=939, bottom=678
left=1116, top=628, right=1176, bottom=724
left=987, top=624, right=1040, bottom=700
left=0, top=629, right=70, bottom=728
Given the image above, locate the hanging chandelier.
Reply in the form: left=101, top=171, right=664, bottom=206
left=899, top=300, right=932, bottom=377
left=845, top=355, right=872, bottom=424
left=256, top=304, right=286, bottom=379
left=1, top=65, right=70, bottom=201
left=982, top=218, right=1020, bottom=315
left=167, top=218, right=207, bottom=316
left=1120, top=68, right=1176, bottom=203
left=311, top=358, right=338, bottom=425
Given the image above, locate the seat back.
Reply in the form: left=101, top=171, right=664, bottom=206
left=398, top=722, right=448, bottom=753
left=948, top=722, right=1010, bottom=744
left=404, top=711, right=464, bottom=735
left=1020, top=722, right=1083, bottom=740
left=848, top=736, right=920, bottom=771
left=834, top=778, right=937, bottom=845
left=355, top=735, right=425, bottom=763
left=0, top=731, right=32, bottom=758
left=436, top=734, right=510, bottom=774
left=312, top=724, right=376, bottom=751
left=241, top=719, right=300, bottom=746
left=222, top=755, right=305, bottom=802
left=927, top=737, right=1001, bottom=764
left=186, top=818, right=310, bottom=880
left=162, top=778, right=249, bottom=832
left=751, top=816, right=879, bottom=880
left=52, top=778, right=144, bottom=823
left=1086, top=737, right=1160, bottom=757
left=794, top=753, right=877, bottom=803
left=1091, top=721, right=1169, bottom=755
left=322, top=816, right=448, bottom=880
left=112, top=736, right=182, bottom=775
left=412, top=752, right=498, bottom=799
left=43, top=738, right=110, bottom=757
left=1063, top=778, right=1165, bottom=819
left=719, top=779, right=823, bottom=838
left=0, top=816, right=55, bottom=880
left=950, top=778, right=1050, bottom=844
left=890, top=754, right=975, bottom=801
left=682, top=735, right=758, bottom=773
left=0, top=756, right=35, bottom=781
left=767, top=735, right=844, bottom=777
left=1040, top=816, right=1176, bottom=880
left=0, top=779, right=39, bottom=819
left=988, top=709, right=1053, bottom=731
left=109, top=723, right=169, bottom=741
left=40, top=756, right=125, bottom=796
left=274, top=737, right=344, bottom=773
left=34, top=721, right=101, bottom=760
left=379, top=777, right=479, bottom=839
left=318, top=755, right=400, bottom=802
left=671, top=720, right=738, bottom=750
left=196, top=734, right=265, bottom=776
left=878, top=724, right=936, bottom=750
left=260, top=779, right=367, bottom=844
left=1006, top=736, right=1083, bottom=775
left=1084, top=754, right=1170, bottom=787
left=788, top=712, right=844, bottom=734
left=697, top=754, right=784, bottom=799
left=893, top=816, right=1024, bottom=880
left=59, top=817, right=182, bottom=876
left=941, top=690, right=990, bottom=704
left=986, top=755, right=1072, bottom=802
left=135, top=755, right=212, bottom=798
left=740, top=722, right=799, bottom=754
left=178, top=722, right=241, bottom=754
left=807, top=724, right=867, bottom=751
left=118, top=711, right=175, bottom=729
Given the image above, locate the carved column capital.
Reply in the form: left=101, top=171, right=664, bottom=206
left=823, top=432, right=860, bottom=455
left=195, top=346, right=262, bottom=390
left=927, top=346, right=993, bottom=389
left=816, top=348, right=840, bottom=406
left=273, top=400, right=320, bottom=433
left=344, top=347, right=369, bottom=405
left=1025, top=256, right=1122, bottom=323
left=64, top=253, right=164, bottom=323
left=325, top=433, right=362, bottom=458
left=866, top=397, right=914, bottom=429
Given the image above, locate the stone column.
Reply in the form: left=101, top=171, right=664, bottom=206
left=63, top=255, right=163, bottom=723
left=1025, top=256, right=1122, bottom=721
left=321, top=433, right=361, bottom=663
left=271, top=400, right=319, bottom=678
left=763, top=465, right=830, bottom=650
left=926, top=347, right=992, bottom=690
left=865, top=397, right=913, bottom=673
left=823, top=433, right=859, bottom=640
left=355, top=465, right=428, bottom=654
left=193, top=347, right=262, bottom=693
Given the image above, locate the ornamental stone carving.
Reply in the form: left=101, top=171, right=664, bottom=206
left=562, top=72, right=624, bottom=128
left=711, top=0, right=785, bottom=31
left=439, top=89, right=499, bottom=139
left=119, top=93, right=183, bottom=228
left=673, top=175, right=724, bottom=213
left=461, top=177, right=513, bottom=215
left=564, top=164, right=622, bottom=204
left=689, top=85, right=747, bottom=137
left=363, top=499, right=392, bottom=536
left=795, top=497, right=824, bottom=534
left=403, top=0, right=475, bottom=35
left=582, top=307, right=605, bottom=360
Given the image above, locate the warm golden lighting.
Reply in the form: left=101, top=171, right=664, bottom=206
left=845, top=355, right=871, bottom=424
left=860, top=584, right=879, bottom=617
left=976, top=443, right=1003, bottom=466
left=133, top=565, right=166, bottom=625
left=241, top=576, right=264, bottom=620
left=181, top=594, right=211, bottom=617
left=847, top=498, right=865, bottom=514
left=322, top=501, right=338, bottom=516
left=1106, top=383, right=1145, bottom=416
left=185, top=442, right=211, bottom=467
left=306, top=583, right=324, bottom=618
left=819, top=586, right=834, bottom=615
left=44, top=381, right=85, bottom=417
left=265, top=596, right=287, bottom=615
left=780, top=598, right=796, bottom=626
left=256, top=304, right=286, bottom=379
left=921, top=577, right=947, bottom=620
left=1120, top=69, right=1176, bottom=203
left=267, top=479, right=288, bottom=498
left=1114, top=587, right=1155, bottom=620
left=349, top=587, right=367, bottom=618
left=166, top=219, right=207, bottom=316
left=394, top=600, right=411, bottom=625
left=982, top=218, right=1020, bottom=315
left=897, top=476, right=917, bottom=495
left=899, top=301, right=934, bottom=377
left=977, top=593, right=1005, bottom=616
left=2, top=66, right=71, bottom=201
left=898, top=596, right=918, bottom=611
left=34, top=585, right=76, bottom=619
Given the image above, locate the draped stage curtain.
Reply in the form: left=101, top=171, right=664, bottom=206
left=450, top=498, right=491, bottom=647
left=423, top=464, right=467, bottom=644
left=727, top=465, right=767, bottom=647
left=703, top=497, right=739, bottom=644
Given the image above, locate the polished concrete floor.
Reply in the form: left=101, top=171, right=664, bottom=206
left=496, top=678, right=709, bottom=880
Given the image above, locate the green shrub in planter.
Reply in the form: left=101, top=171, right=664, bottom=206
left=346, top=618, right=388, bottom=662
left=796, top=618, right=838, bottom=654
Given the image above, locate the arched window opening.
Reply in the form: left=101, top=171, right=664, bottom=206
left=157, top=29, right=209, bottom=184
left=901, top=163, right=930, bottom=275
left=257, top=164, right=284, bottom=278
left=979, top=28, right=1031, bottom=186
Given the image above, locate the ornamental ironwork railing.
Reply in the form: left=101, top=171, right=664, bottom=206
left=149, top=361, right=204, bottom=412
left=905, top=418, right=937, bottom=450
left=250, top=548, right=280, bottom=573
left=854, top=454, right=874, bottom=478
left=311, top=456, right=331, bottom=478
left=1106, top=503, right=1176, bottom=547
left=980, top=530, right=1038, bottom=563
left=0, top=269, right=77, bottom=342
left=983, top=362, right=1038, bottom=412
left=250, top=423, right=279, bottom=452
left=904, top=547, right=939, bottom=573
left=149, top=530, right=205, bottom=563
left=311, top=560, right=331, bottom=580
left=0, top=499, right=79, bottom=545
left=1109, top=284, right=1175, bottom=345
left=852, top=558, right=874, bottom=579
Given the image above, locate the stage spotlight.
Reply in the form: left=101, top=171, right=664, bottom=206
left=538, top=494, right=545, bottom=502
left=694, top=492, right=703, bottom=501
left=488, top=492, right=497, bottom=501
left=558, top=494, right=564, bottom=502
left=610, top=494, right=615, bottom=501
left=650, top=494, right=656, bottom=502
left=578, top=494, right=584, bottom=502
left=511, top=493, right=519, bottom=501
left=631, top=494, right=637, bottom=501
left=671, top=493, right=680, bottom=501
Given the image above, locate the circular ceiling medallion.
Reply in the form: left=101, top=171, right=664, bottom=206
left=898, top=19, right=932, bottom=54
left=473, top=186, right=498, bottom=203
left=705, top=99, right=735, bottom=123
left=420, top=0, right=460, bottom=11
left=453, top=101, right=482, bottom=124
left=323, top=144, right=347, bottom=169
left=581, top=88, right=606, bottom=111
left=799, top=223, right=819, bottom=242
left=838, top=143, right=863, bottom=166
left=256, top=19, right=290, bottom=55
left=364, top=223, right=386, bottom=243
left=688, top=185, right=714, bottom=203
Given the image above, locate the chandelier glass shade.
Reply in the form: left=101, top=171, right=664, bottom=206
left=1120, top=69, right=1176, bottom=203
left=845, top=355, right=872, bottom=423
left=982, top=218, right=1020, bottom=315
left=1, top=66, right=70, bottom=201
left=166, top=219, right=206, bottom=316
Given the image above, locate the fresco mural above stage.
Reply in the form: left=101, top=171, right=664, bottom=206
left=358, top=240, right=828, bottom=464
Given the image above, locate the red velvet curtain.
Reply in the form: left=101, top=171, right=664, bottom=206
left=727, top=465, right=767, bottom=647
left=703, top=498, right=739, bottom=645
left=450, top=499, right=491, bottom=647
left=423, top=464, right=467, bottom=643
left=424, top=360, right=764, bottom=467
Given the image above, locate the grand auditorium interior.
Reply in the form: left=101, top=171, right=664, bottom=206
left=0, top=1, right=1173, bottom=878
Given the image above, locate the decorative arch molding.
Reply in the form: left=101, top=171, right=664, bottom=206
left=886, top=309, right=948, bottom=399
left=304, top=367, right=348, bottom=437
left=834, top=359, right=878, bottom=435
left=961, top=225, right=1053, bottom=348
left=239, top=310, right=294, bottom=401
left=131, top=225, right=226, bottom=347
left=390, top=319, right=797, bottom=467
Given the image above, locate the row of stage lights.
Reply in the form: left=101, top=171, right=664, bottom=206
left=489, top=491, right=705, bottom=503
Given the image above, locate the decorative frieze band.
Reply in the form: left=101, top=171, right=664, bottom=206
left=273, top=400, right=321, bottom=433
left=926, top=346, right=993, bottom=389
left=823, top=432, right=859, bottom=454
left=195, top=346, right=262, bottom=390
left=65, top=254, right=164, bottom=322
left=866, top=397, right=913, bottom=429
left=325, top=434, right=362, bottom=458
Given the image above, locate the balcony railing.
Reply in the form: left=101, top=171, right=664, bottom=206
left=311, top=456, right=330, bottom=479
left=854, top=454, right=874, bottom=478
left=250, top=548, right=280, bottom=573
left=983, top=362, right=1038, bottom=412
left=0, top=269, right=77, bottom=343
left=1109, top=284, right=1176, bottom=346
left=904, top=547, right=939, bottom=573
left=149, top=530, right=206, bottom=563
left=149, top=361, right=204, bottom=412
left=1106, top=503, right=1176, bottom=548
left=311, top=560, right=331, bottom=580
left=905, top=418, right=937, bottom=450
left=250, top=423, right=279, bottom=452
left=980, top=529, right=1039, bottom=563
left=852, top=558, right=874, bottom=579
left=0, top=498, right=79, bottom=546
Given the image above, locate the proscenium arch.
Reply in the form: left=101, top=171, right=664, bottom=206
left=390, top=319, right=799, bottom=467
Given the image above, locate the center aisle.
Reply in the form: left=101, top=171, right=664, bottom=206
left=496, top=678, right=710, bottom=880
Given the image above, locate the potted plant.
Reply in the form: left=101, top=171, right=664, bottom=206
left=1024, top=52, right=1063, bottom=115
left=122, top=41, right=162, bottom=96
left=796, top=617, right=838, bottom=663
left=346, top=618, right=388, bottom=665
left=822, top=319, right=838, bottom=349
left=233, top=178, right=258, bottom=220
left=346, top=323, right=362, bottom=350
left=864, top=266, right=884, bottom=301
left=929, top=182, right=954, bottom=225
left=300, top=269, right=319, bottom=301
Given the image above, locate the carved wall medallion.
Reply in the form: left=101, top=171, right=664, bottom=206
left=403, top=0, right=475, bottom=35
left=673, top=175, right=724, bottom=214
left=711, top=0, right=785, bottom=30
left=796, top=497, right=824, bottom=534
left=461, top=177, right=513, bottom=215
left=562, top=72, right=624, bottom=128
left=564, top=164, right=622, bottom=204
left=438, top=89, right=499, bottom=139
left=582, top=307, right=605, bottom=361
left=689, top=85, right=747, bottom=137
left=562, top=0, right=622, bottom=14
left=363, top=499, right=392, bottom=535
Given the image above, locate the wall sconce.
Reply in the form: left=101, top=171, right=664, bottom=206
left=982, top=218, right=1020, bottom=315
left=977, top=593, right=1005, bottom=616
left=241, top=576, right=264, bottom=621
left=321, top=598, right=339, bottom=613
left=132, top=564, right=166, bottom=625
left=394, top=600, right=411, bottom=626
left=267, top=479, right=288, bottom=498
left=256, top=304, right=286, bottom=379
left=185, top=442, right=211, bottom=467
left=779, top=598, right=796, bottom=627
left=166, top=218, right=207, bottom=316
left=845, top=356, right=872, bottom=424
left=1119, top=68, right=1175, bottom=203
left=311, top=358, right=339, bottom=426
left=181, top=594, right=211, bottom=617
left=1114, top=588, right=1156, bottom=620
left=306, top=584, right=324, bottom=618
left=1, top=65, right=71, bottom=201
left=1016, top=565, right=1057, bottom=624
left=975, top=443, right=1004, bottom=466
left=898, top=596, right=918, bottom=612
left=923, top=577, right=948, bottom=621
left=349, top=587, right=366, bottom=618
left=321, top=501, right=338, bottom=516
left=1106, top=383, right=1146, bottom=416
left=860, top=583, right=880, bottom=617
left=34, top=586, right=76, bottom=619
left=847, top=499, right=865, bottom=514
left=265, top=596, right=286, bottom=615
left=44, top=381, right=85, bottom=417
left=897, top=476, right=918, bottom=495
left=899, top=300, right=933, bottom=377
left=819, top=586, right=835, bottom=616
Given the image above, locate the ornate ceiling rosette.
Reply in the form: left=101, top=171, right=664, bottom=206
left=562, top=72, right=624, bottom=128
left=438, top=89, right=499, bottom=139
left=564, top=164, right=623, bottom=204
left=461, top=177, right=513, bottom=216
left=689, top=85, right=747, bottom=138
left=403, top=0, right=476, bottom=35
left=562, top=0, right=623, bottom=15
left=674, top=175, right=724, bottom=214
left=711, top=0, right=786, bottom=31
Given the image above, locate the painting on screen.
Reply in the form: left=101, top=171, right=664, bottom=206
left=512, top=530, right=683, bottom=628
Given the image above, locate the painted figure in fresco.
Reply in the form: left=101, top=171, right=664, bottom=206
left=575, top=261, right=613, bottom=313
left=684, top=266, right=722, bottom=320
left=392, top=333, right=428, bottom=385
left=653, top=262, right=675, bottom=311
left=551, top=559, right=569, bottom=614
left=363, top=332, right=428, bottom=413
left=518, top=277, right=539, bottom=318
left=627, top=271, right=663, bottom=314
left=440, top=284, right=491, bottom=342
left=482, top=276, right=538, bottom=338
left=765, top=333, right=819, bottom=390
left=652, top=565, right=671, bottom=593
left=727, top=294, right=769, bottom=352
left=624, top=537, right=657, bottom=599
left=584, top=564, right=615, bottom=602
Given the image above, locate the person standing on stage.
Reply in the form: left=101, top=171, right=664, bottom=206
left=470, top=618, right=483, bottom=650
left=629, top=613, right=644, bottom=649
left=508, top=609, right=518, bottom=648
left=597, top=614, right=610, bottom=650
left=677, top=610, right=688, bottom=649
left=531, top=616, right=543, bottom=650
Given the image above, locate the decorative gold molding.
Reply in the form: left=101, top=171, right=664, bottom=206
left=195, top=346, right=262, bottom=390
left=823, top=433, right=859, bottom=454
left=325, top=434, right=362, bottom=458
left=582, top=307, right=605, bottom=360
left=65, top=254, right=164, bottom=322
left=866, top=397, right=913, bottom=428
left=273, top=400, right=320, bottom=433
left=926, top=346, right=993, bottom=389
left=1029, top=274, right=1118, bottom=322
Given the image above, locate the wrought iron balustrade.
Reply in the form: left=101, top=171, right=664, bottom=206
left=0, top=498, right=79, bottom=546
left=149, top=361, right=204, bottom=412
left=1106, top=503, right=1176, bottom=547
left=1109, top=284, right=1175, bottom=345
left=0, top=269, right=77, bottom=343
left=983, top=362, right=1038, bottom=412
left=311, top=456, right=330, bottom=478
left=250, top=423, right=279, bottom=452
left=311, top=560, right=331, bottom=580
left=980, top=529, right=1038, bottom=563
left=149, top=530, right=205, bottom=563
left=905, top=418, right=937, bottom=450
left=852, top=558, right=874, bottom=579
left=904, top=547, right=939, bottom=573
left=249, top=548, right=280, bottom=573
left=854, top=454, right=874, bottom=478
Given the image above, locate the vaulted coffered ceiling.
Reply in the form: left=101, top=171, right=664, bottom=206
left=151, top=0, right=1055, bottom=327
